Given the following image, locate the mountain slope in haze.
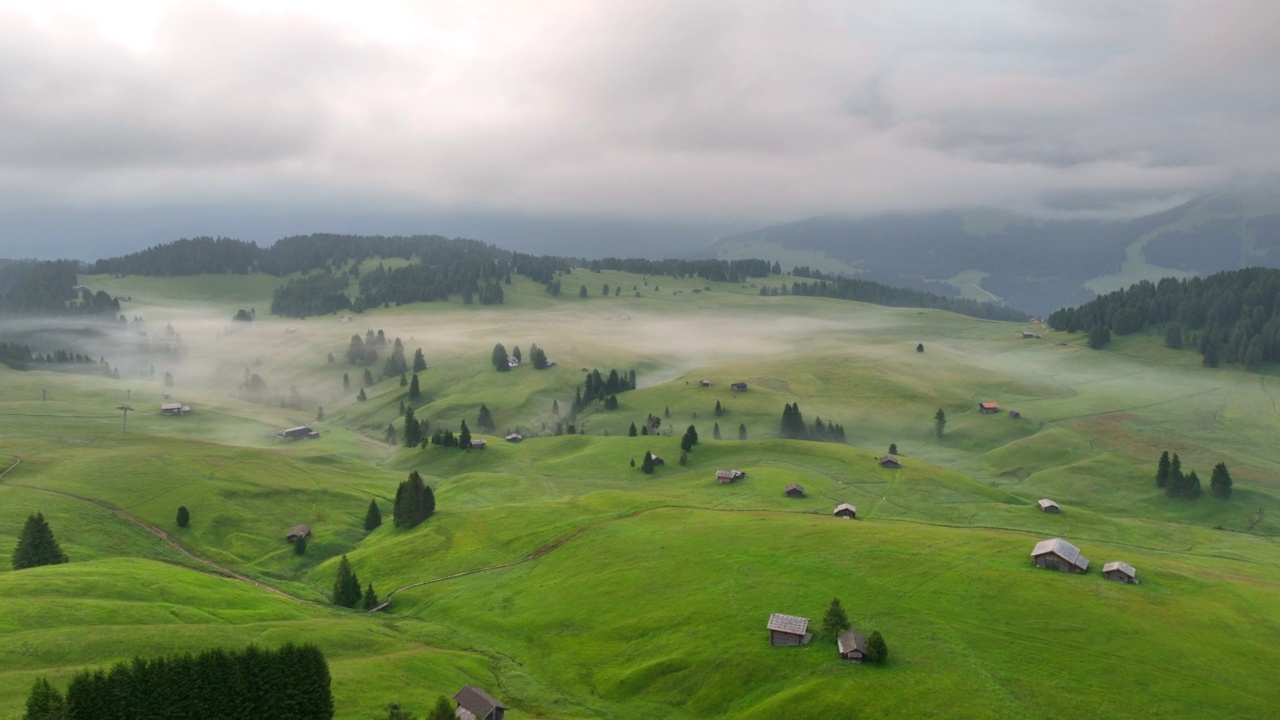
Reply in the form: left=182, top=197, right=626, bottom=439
left=709, top=190, right=1280, bottom=316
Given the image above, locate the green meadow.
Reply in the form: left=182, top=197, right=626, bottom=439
left=1, top=268, right=1278, bottom=718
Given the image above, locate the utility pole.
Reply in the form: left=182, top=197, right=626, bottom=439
left=117, top=404, right=134, bottom=432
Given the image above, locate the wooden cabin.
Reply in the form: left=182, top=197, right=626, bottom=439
left=1037, top=498, right=1060, bottom=513
left=1030, top=537, right=1089, bottom=573
left=699, top=379, right=712, bottom=387
left=785, top=483, right=804, bottom=498
left=277, top=426, right=319, bottom=440
left=454, top=685, right=507, bottom=720
left=730, top=382, right=748, bottom=392
left=160, top=402, right=191, bottom=415
left=767, top=613, right=811, bottom=646
left=1009, top=410, right=1022, bottom=419
left=878, top=455, right=902, bottom=468
left=285, top=525, right=311, bottom=543
left=505, top=433, right=523, bottom=443
left=715, top=469, right=745, bottom=483
left=1102, top=561, right=1138, bottom=584
left=469, top=438, right=488, bottom=450
left=978, top=402, right=999, bottom=414
left=651, top=455, right=665, bottom=467
left=837, top=630, right=867, bottom=662
left=833, top=503, right=857, bottom=519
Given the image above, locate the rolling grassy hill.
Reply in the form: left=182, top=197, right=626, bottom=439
left=0, top=267, right=1278, bottom=718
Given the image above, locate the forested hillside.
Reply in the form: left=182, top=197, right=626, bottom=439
left=1047, top=267, right=1280, bottom=368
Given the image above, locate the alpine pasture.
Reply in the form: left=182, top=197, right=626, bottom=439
left=1, top=267, right=1278, bottom=719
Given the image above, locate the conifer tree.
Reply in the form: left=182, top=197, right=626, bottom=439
left=362, top=583, right=378, bottom=610
left=408, top=373, right=421, bottom=400
left=680, top=424, right=699, bottom=452
left=1210, top=462, right=1233, bottom=499
left=821, top=598, right=850, bottom=637
left=491, top=343, right=510, bottom=372
left=738, top=423, right=747, bottom=440
left=1184, top=470, right=1202, bottom=499
left=477, top=404, right=496, bottom=433
left=332, top=555, right=361, bottom=608
left=385, top=423, right=397, bottom=445
left=579, top=284, right=588, bottom=297
left=364, top=499, right=382, bottom=531
left=413, top=348, right=427, bottom=372
left=866, top=631, right=889, bottom=665
left=427, top=696, right=455, bottom=720
left=888, top=443, right=898, bottom=456
left=1156, top=450, right=1171, bottom=488
left=641, top=451, right=655, bottom=474
left=343, top=373, right=350, bottom=390
left=714, top=400, right=723, bottom=417
left=363, top=368, right=375, bottom=386
left=12, top=512, right=68, bottom=570
left=458, top=420, right=472, bottom=449
left=23, top=677, right=65, bottom=720
left=934, top=408, right=946, bottom=438
left=393, top=471, right=434, bottom=528
left=628, top=422, right=637, bottom=436
left=357, top=388, right=367, bottom=401
left=552, top=399, right=560, bottom=415
left=713, top=422, right=721, bottom=440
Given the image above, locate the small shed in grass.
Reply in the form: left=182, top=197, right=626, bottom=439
left=651, top=455, right=665, bottom=467
left=730, top=382, right=748, bottom=392
left=833, top=503, right=857, bottom=519
left=161, top=402, right=191, bottom=415
left=1009, top=410, right=1022, bottom=419
left=785, top=483, right=804, bottom=497
left=285, top=525, right=311, bottom=543
left=454, top=685, right=507, bottom=720
left=767, top=613, right=811, bottom=646
left=1038, top=498, right=1060, bottom=513
left=699, top=379, right=712, bottom=387
left=505, top=433, right=523, bottom=443
left=277, top=426, right=319, bottom=440
left=838, top=630, right=868, bottom=662
left=469, top=438, right=488, bottom=450
left=716, top=469, right=745, bottom=483
left=1031, top=537, right=1089, bottom=573
left=1103, top=561, right=1138, bottom=584
left=979, top=401, right=999, bottom=414
left=878, top=455, right=901, bottom=468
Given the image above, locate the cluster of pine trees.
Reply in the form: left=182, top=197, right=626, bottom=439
left=0, top=260, right=121, bottom=317
left=270, top=272, right=352, bottom=318
left=780, top=403, right=847, bottom=443
left=23, top=643, right=333, bottom=720
left=1048, top=268, right=1280, bottom=368
left=331, top=554, right=378, bottom=610
left=1155, top=452, right=1233, bottom=499
left=0, top=342, right=119, bottom=377
left=402, top=406, right=430, bottom=448
left=393, top=471, right=436, bottom=528
left=571, top=368, right=638, bottom=416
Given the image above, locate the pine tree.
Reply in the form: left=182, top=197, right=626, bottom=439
left=916, top=343, right=924, bottom=353
left=332, top=555, right=362, bottom=608
left=1166, top=453, right=1185, bottom=498
left=866, top=631, right=889, bottom=665
left=738, top=423, right=747, bottom=440
left=1156, top=451, right=1171, bottom=488
left=399, top=373, right=407, bottom=387
left=579, top=284, right=588, bottom=298
left=385, top=423, right=397, bottom=445
left=1185, top=470, right=1203, bottom=499
left=491, top=343, right=510, bottom=372
left=176, top=506, right=190, bottom=528
left=680, top=424, right=699, bottom=452
left=364, top=499, right=382, bottom=531
left=552, top=399, right=560, bottom=415
left=459, top=420, right=472, bottom=449
left=356, top=388, right=367, bottom=401
left=1088, top=325, right=1111, bottom=349
left=427, top=696, right=455, bottom=720
left=821, top=598, right=850, bottom=637
left=713, top=422, right=721, bottom=440
left=23, top=677, right=65, bottom=720
left=362, top=584, right=378, bottom=610
left=477, top=404, right=496, bottom=434
left=714, top=400, right=723, bottom=417
left=641, top=451, right=655, bottom=474
left=343, top=372, right=350, bottom=391
left=1210, top=462, right=1233, bottom=499
left=363, top=368, right=375, bottom=386
left=679, top=450, right=688, bottom=465
left=888, top=443, right=898, bottom=455
left=12, top=512, right=68, bottom=570
left=934, top=408, right=946, bottom=439
left=628, top=422, right=637, bottom=437
left=393, top=471, right=434, bottom=528
left=316, top=406, right=325, bottom=421
left=403, top=407, right=420, bottom=448
left=1165, top=323, right=1183, bottom=349
left=413, top=348, right=427, bottom=372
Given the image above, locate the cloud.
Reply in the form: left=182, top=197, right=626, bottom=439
left=0, top=0, right=1276, bottom=223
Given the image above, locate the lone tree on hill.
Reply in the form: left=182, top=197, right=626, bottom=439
left=888, top=443, right=898, bottom=455
left=713, top=422, right=721, bottom=440
left=738, top=423, right=747, bottom=440
left=1156, top=450, right=1171, bottom=488
left=23, top=677, right=65, bottom=720
left=332, top=555, right=362, bottom=608
left=385, top=423, right=397, bottom=445
left=364, top=499, right=382, bottom=531
left=458, top=420, right=472, bottom=449
left=579, top=284, right=588, bottom=298
left=714, top=400, right=723, bottom=417
left=1211, top=462, right=1233, bottom=499
left=629, top=422, right=638, bottom=436
left=866, top=631, right=889, bottom=665
left=12, top=512, right=68, bottom=570
left=641, top=451, right=656, bottom=474
left=680, top=424, right=699, bottom=452
left=916, top=343, right=924, bottom=353
left=393, top=471, right=435, bottom=528
left=409, top=373, right=420, bottom=400
left=176, top=506, right=190, bottom=528
left=477, top=404, right=496, bottom=433
left=362, top=583, right=379, bottom=610
left=821, top=598, right=850, bottom=637
left=356, top=388, right=367, bottom=402
left=934, top=408, right=947, bottom=439
left=491, top=343, right=510, bottom=372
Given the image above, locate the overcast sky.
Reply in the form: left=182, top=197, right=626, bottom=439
left=1, top=0, right=1278, bottom=252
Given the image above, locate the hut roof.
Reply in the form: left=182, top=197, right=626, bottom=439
left=161, top=402, right=182, bottom=411
left=837, top=630, right=867, bottom=655
left=879, top=455, right=901, bottom=467
left=979, top=401, right=999, bottom=410
left=1103, top=561, right=1136, bottom=578
left=286, top=524, right=311, bottom=539
left=767, top=613, right=809, bottom=635
left=1031, top=537, right=1089, bottom=570
left=1038, top=498, right=1059, bottom=510
left=716, top=470, right=736, bottom=480
left=505, top=433, right=523, bottom=442
left=454, top=685, right=507, bottom=718
left=833, top=503, right=857, bottom=515
left=785, top=483, right=804, bottom=494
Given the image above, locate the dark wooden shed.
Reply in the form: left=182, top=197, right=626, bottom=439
left=1038, top=498, right=1060, bottom=513
left=833, top=503, right=857, bottom=519
left=978, top=402, right=999, bottom=414
left=285, top=524, right=311, bottom=543
left=277, top=426, right=319, bottom=440
left=1031, top=537, right=1089, bottom=573
left=785, top=483, right=804, bottom=497
left=1102, top=561, right=1138, bottom=584
left=454, top=685, right=507, bottom=720
left=878, top=455, right=901, bottom=468
left=730, top=382, right=748, bottom=392
left=767, top=613, right=811, bottom=646
left=838, top=630, right=867, bottom=662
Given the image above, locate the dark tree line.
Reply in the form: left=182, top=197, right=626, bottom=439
left=1048, top=268, right=1280, bottom=369
left=0, top=342, right=118, bottom=377
left=780, top=403, right=847, bottom=443
left=0, top=260, right=120, bottom=317
left=23, top=643, right=333, bottom=720
left=767, top=267, right=1028, bottom=322
left=1155, top=451, right=1232, bottom=499
left=393, top=471, right=435, bottom=528
left=571, top=368, right=638, bottom=416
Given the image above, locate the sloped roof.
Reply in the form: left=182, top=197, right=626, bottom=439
left=286, top=524, right=310, bottom=538
left=879, top=455, right=901, bottom=466
left=1103, top=561, right=1136, bottom=578
left=767, top=613, right=809, bottom=635
left=1031, top=537, right=1089, bottom=569
left=785, top=483, right=804, bottom=494
left=454, top=686, right=506, bottom=717
left=1038, top=498, right=1059, bottom=510
left=716, top=470, right=736, bottom=479
left=833, top=503, right=857, bottom=515
left=979, top=401, right=999, bottom=409
left=838, top=630, right=867, bottom=655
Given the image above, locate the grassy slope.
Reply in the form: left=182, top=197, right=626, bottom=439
left=0, top=269, right=1277, bottom=717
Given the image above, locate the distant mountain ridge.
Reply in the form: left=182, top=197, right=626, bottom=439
left=708, top=190, right=1280, bottom=316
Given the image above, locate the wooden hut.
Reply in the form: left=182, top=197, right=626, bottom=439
left=767, top=613, right=811, bottom=646
left=285, top=525, right=311, bottom=543
left=1009, top=410, right=1021, bottom=418
left=1102, top=561, right=1138, bottom=584
left=785, top=483, right=804, bottom=498
left=161, top=402, right=191, bottom=415
left=715, top=469, right=745, bottom=483
left=878, top=455, right=901, bottom=468
left=699, top=379, right=712, bottom=387
left=1030, top=537, right=1089, bottom=573
left=469, top=438, right=488, bottom=450
left=1037, top=498, right=1060, bottom=513
left=505, top=433, right=523, bottom=443
left=837, top=630, right=868, bottom=662
left=730, top=382, right=748, bottom=392
left=651, top=455, right=665, bottom=467
left=277, top=426, right=319, bottom=440
left=454, top=685, right=507, bottom=720
left=978, top=401, right=999, bottom=414
left=833, top=503, right=857, bottom=519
